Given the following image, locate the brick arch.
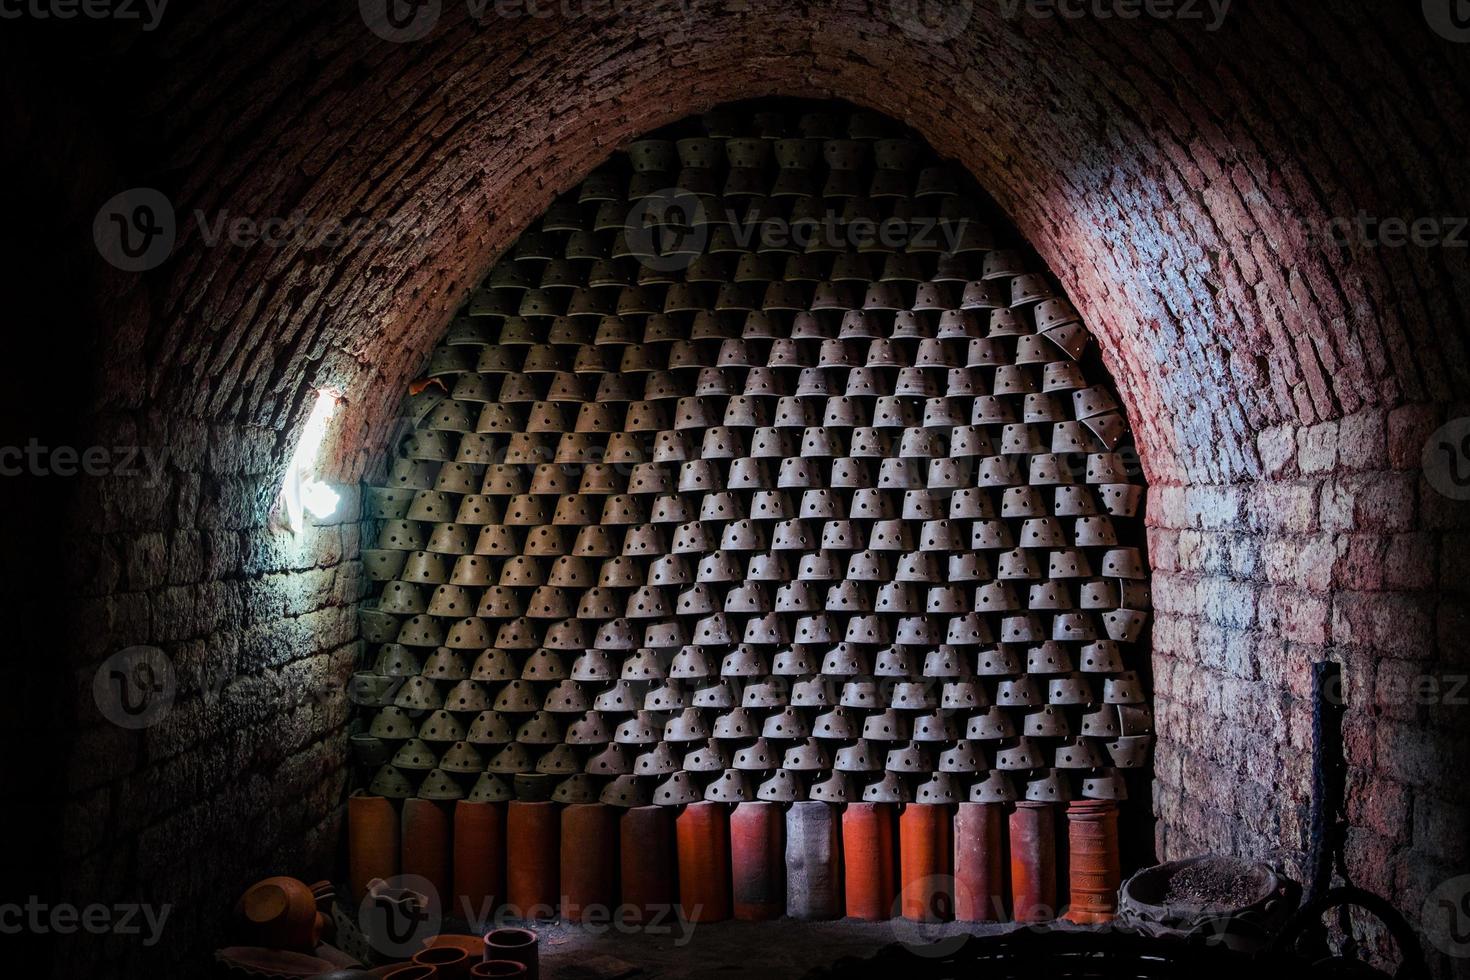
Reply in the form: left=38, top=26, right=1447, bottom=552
left=11, top=1, right=1465, bottom=976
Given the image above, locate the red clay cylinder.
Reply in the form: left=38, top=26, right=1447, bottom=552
left=842, top=802, right=897, bottom=920
left=1063, top=800, right=1121, bottom=924
left=729, top=801, right=784, bottom=920
left=1010, top=801, right=1057, bottom=923
left=348, top=792, right=399, bottom=902
left=560, top=803, right=619, bottom=922
left=506, top=801, right=560, bottom=919
left=676, top=801, right=732, bottom=922
left=454, top=801, right=506, bottom=926
left=620, top=805, right=676, bottom=923
left=954, top=802, right=1007, bottom=922
left=401, top=798, right=451, bottom=905
left=898, top=803, right=953, bottom=921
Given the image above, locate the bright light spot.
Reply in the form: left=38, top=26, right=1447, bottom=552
left=281, top=389, right=340, bottom=533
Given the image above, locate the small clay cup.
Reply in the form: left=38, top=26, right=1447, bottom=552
left=483, top=928, right=537, bottom=980
left=413, top=945, right=471, bottom=979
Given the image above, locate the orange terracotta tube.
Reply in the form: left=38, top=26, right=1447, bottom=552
left=676, top=801, right=731, bottom=923
left=898, top=803, right=953, bottom=921
left=454, top=800, right=506, bottom=927
left=729, top=801, right=784, bottom=920
left=561, top=803, right=618, bottom=923
left=506, top=801, right=560, bottom=919
left=349, top=792, right=399, bottom=902
left=401, top=798, right=451, bottom=906
left=1063, top=800, right=1120, bottom=924
left=842, top=802, right=897, bottom=920
left=1010, top=801, right=1057, bottom=923
left=620, top=805, right=676, bottom=924
left=954, top=802, right=1007, bottom=922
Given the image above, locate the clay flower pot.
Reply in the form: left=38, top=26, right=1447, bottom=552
left=730, top=801, right=784, bottom=920
left=842, top=802, right=897, bottom=921
left=1010, top=801, right=1057, bottom=923
left=402, top=798, right=452, bottom=905
left=234, top=876, right=320, bottom=951
left=350, top=793, right=401, bottom=903
left=453, top=801, right=507, bottom=927
left=620, top=805, right=676, bottom=923
left=676, top=801, right=732, bottom=922
left=483, top=928, right=537, bottom=980
left=506, top=803, right=560, bottom=919
left=954, top=802, right=1008, bottom=922
left=413, top=945, right=471, bottom=980
left=899, top=804, right=953, bottom=921
left=472, top=962, right=527, bottom=979
left=560, top=803, right=619, bottom=922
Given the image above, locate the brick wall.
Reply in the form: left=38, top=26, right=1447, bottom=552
left=3, top=1, right=1467, bottom=977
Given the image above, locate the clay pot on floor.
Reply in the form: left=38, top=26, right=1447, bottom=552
left=954, top=802, right=1008, bottom=922
left=676, top=801, right=732, bottom=922
left=842, top=802, right=897, bottom=920
left=785, top=801, right=842, bottom=920
left=382, top=966, right=437, bottom=980
left=1010, top=801, right=1057, bottom=922
left=472, top=962, right=527, bottom=978
left=621, top=805, right=676, bottom=923
left=484, top=927, right=538, bottom=980
left=561, top=803, right=619, bottom=922
left=1063, top=800, right=1120, bottom=924
left=413, top=944, right=472, bottom=979
left=507, top=803, right=560, bottom=919
left=234, top=876, right=320, bottom=951
left=349, top=792, right=400, bottom=903
left=899, top=803, right=953, bottom=921
left=454, top=801, right=506, bottom=926
left=402, top=798, right=452, bottom=906
left=730, top=801, right=785, bottom=920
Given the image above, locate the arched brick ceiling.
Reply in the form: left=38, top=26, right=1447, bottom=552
left=36, top=0, right=1469, bottom=488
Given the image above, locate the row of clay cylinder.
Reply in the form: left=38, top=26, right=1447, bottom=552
left=348, top=792, right=1120, bottom=924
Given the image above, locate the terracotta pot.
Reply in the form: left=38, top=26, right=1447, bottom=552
left=382, top=966, right=436, bottom=980
left=413, top=945, right=471, bottom=980
left=349, top=793, right=400, bottom=903
left=483, top=927, right=538, bottom=980
left=506, top=803, right=560, bottom=919
left=842, top=802, right=897, bottom=920
left=471, top=962, right=527, bottom=979
left=454, top=801, right=507, bottom=926
left=402, top=798, right=452, bottom=906
left=730, top=801, right=784, bottom=920
left=234, top=876, right=320, bottom=951
left=422, top=935, right=485, bottom=958
left=620, top=805, right=676, bottom=923
left=1063, top=800, right=1120, bottom=924
left=954, top=802, right=1008, bottom=922
left=1010, top=801, right=1057, bottom=923
left=784, top=801, right=841, bottom=920
left=561, top=803, right=619, bottom=922
left=676, top=801, right=732, bottom=922
left=898, top=804, right=953, bottom=921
